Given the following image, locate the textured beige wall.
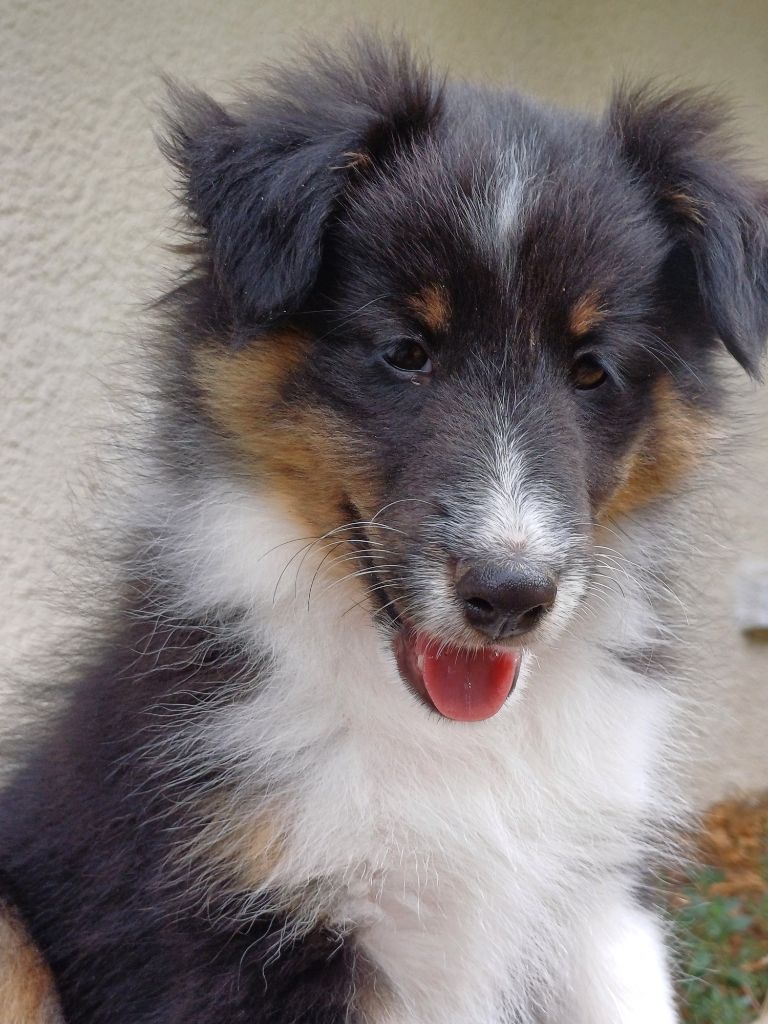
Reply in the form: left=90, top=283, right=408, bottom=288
left=2, top=0, right=767, bottom=801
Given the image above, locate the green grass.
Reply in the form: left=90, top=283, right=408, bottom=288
left=672, top=864, right=768, bottom=1022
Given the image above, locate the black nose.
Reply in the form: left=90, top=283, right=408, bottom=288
left=455, top=559, right=557, bottom=640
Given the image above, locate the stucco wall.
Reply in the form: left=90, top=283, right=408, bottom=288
left=2, top=0, right=767, bottom=801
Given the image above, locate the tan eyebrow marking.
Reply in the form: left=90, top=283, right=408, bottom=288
left=407, top=284, right=451, bottom=333
left=569, top=290, right=607, bottom=337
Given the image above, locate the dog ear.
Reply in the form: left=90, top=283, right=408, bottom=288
left=160, top=39, right=442, bottom=329
left=609, top=85, right=768, bottom=378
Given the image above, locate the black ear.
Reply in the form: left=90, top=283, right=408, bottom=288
left=160, top=38, right=442, bottom=328
left=608, top=85, right=768, bottom=378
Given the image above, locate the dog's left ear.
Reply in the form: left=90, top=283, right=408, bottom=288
left=609, top=85, right=768, bottom=378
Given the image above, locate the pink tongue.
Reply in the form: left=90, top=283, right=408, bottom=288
left=416, top=635, right=521, bottom=722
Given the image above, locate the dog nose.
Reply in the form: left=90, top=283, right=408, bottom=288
left=455, top=559, right=557, bottom=640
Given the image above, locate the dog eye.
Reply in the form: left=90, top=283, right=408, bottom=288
left=384, top=340, right=433, bottom=375
left=571, top=355, right=607, bottom=390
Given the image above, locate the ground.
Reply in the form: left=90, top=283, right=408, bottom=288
left=668, top=797, right=768, bottom=1023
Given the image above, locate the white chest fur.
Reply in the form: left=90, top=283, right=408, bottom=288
left=153, top=480, right=683, bottom=1024
left=269, top=630, right=675, bottom=1024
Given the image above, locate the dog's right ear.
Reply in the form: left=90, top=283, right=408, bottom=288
left=160, top=39, right=442, bottom=329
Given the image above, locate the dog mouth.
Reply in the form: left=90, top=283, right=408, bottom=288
left=393, top=628, right=522, bottom=722
left=345, top=512, right=522, bottom=721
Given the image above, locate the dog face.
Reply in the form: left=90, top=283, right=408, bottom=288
left=165, top=41, right=768, bottom=720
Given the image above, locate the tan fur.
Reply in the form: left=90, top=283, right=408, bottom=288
left=407, top=284, right=451, bottom=333
left=355, top=971, right=394, bottom=1024
left=341, top=150, right=373, bottom=171
left=195, top=332, right=377, bottom=542
left=569, top=290, right=606, bottom=337
left=185, top=797, right=289, bottom=895
left=601, top=377, right=711, bottom=520
left=665, top=190, right=706, bottom=226
left=0, top=901, right=62, bottom=1024
left=233, top=817, right=287, bottom=890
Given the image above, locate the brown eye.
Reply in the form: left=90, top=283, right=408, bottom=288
left=384, top=340, right=433, bottom=375
left=571, top=355, right=608, bottom=390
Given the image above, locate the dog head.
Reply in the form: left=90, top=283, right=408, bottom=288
left=162, top=39, right=768, bottom=720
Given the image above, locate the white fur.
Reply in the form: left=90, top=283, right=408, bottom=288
left=443, top=399, right=589, bottom=640
left=494, top=147, right=535, bottom=248
left=139, top=472, right=685, bottom=1024
left=453, top=144, right=536, bottom=271
left=556, top=896, right=677, bottom=1024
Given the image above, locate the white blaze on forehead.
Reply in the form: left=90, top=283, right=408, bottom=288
left=452, top=143, right=535, bottom=268
left=495, top=146, right=534, bottom=242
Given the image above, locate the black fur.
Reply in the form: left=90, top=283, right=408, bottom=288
left=161, top=38, right=442, bottom=330
left=608, top=84, right=768, bottom=377
left=1, top=592, right=365, bottom=1023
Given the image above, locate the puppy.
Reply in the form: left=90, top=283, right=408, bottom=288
left=1, top=37, right=767, bottom=1024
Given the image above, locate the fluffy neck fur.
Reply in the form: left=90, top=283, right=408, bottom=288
left=130, top=467, right=689, bottom=1024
